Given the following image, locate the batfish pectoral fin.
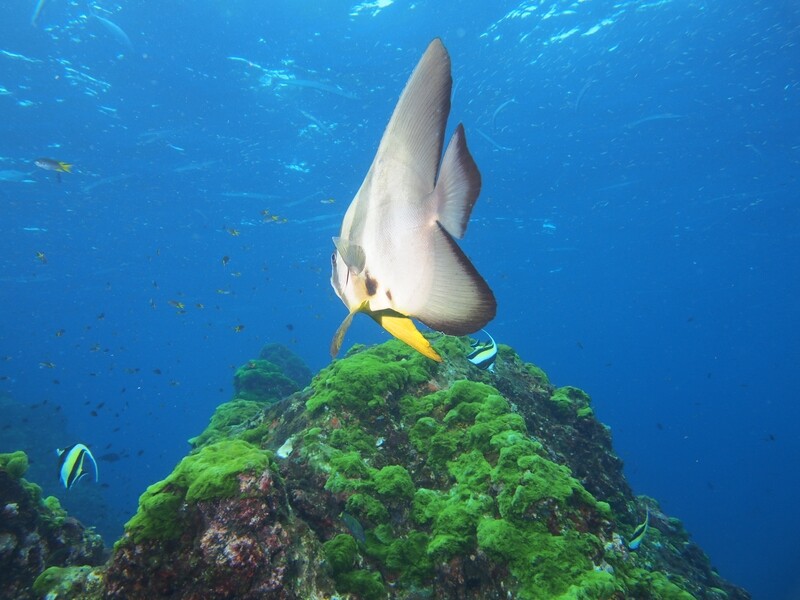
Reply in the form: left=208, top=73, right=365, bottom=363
left=369, top=309, right=442, bottom=362
left=332, top=237, right=366, bottom=274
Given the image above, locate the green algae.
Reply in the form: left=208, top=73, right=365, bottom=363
left=329, top=425, right=377, bottom=456
left=189, top=399, right=264, bottom=448
left=233, top=359, right=299, bottom=403
left=123, top=439, right=272, bottom=543
left=373, top=465, right=415, bottom=501
left=257, top=342, right=313, bottom=388
left=477, top=518, right=612, bottom=600
left=0, top=450, right=29, bottom=479
left=323, top=532, right=385, bottom=600
left=525, top=362, right=551, bottom=386
left=323, top=533, right=358, bottom=571
left=550, top=385, right=592, bottom=416
left=306, top=339, right=433, bottom=413
left=33, top=565, right=98, bottom=597
left=346, top=493, right=389, bottom=524
left=626, top=569, right=697, bottom=600
left=337, top=569, right=385, bottom=600
left=41, top=494, right=69, bottom=528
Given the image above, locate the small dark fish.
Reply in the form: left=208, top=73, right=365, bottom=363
left=341, top=511, right=366, bottom=544
left=137, top=449, right=145, bottom=456
left=90, top=410, right=98, bottom=417
left=98, top=452, right=122, bottom=463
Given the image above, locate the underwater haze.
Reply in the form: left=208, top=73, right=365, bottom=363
left=1, top=1, right=798, bottom=599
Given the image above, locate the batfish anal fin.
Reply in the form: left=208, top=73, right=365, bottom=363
left=415, top=222, right=496, bottom=336
left=374, top=38, right=451, bottom=194
left=370, top=309, right=442, bottom=362
left=434, top=123, right=481, bottom=239
left=332, top=237, right=366, bottom=274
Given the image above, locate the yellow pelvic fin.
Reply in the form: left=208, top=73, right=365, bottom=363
left=58, top=162, right=73, bottom=173
left=370, top=310, right=442, bottom=362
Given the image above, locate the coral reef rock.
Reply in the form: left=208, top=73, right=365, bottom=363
left=40, top=338, right=752, bottom=599
left=0, top=451, right=106, bottom=600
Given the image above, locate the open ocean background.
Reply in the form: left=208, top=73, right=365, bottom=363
left=1, top=1, right=798, bottom=598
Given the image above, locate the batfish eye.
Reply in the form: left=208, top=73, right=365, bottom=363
left=330, top=252, right=337, bottom=266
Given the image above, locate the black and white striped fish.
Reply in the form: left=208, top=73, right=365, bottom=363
left=56, top=443, right=98, bottom=490
left=467, top=329, right=497, bottom=372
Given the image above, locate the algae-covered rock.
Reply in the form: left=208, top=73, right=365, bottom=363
left=188, top=399, right=264, bottom=449
left=233, top=359, right=300, bottom=403
left=94, top=337, right=749, bottom=600
left=122, top=439, right=273, bottom=543
left=258, top=342, right=313, bottom=388
left=0, top=451, right=105, bottom=600
left=0, top=450, right=29, bottom=479
left=106, top=438, right=333, bottom=599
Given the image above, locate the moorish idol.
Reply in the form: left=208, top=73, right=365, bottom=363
left=56, top=443, right=98, bottom=491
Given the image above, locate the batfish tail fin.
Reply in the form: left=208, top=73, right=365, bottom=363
left=434, top=123, right=481, bottom=239
left=370, top=310, right=442, bottom=362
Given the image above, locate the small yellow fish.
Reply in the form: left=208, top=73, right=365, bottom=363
left=227, top=228, right=240, bottom=237
left=216, top=289, right=231, bottom=295
left=55, top=329, right=65, bottom=337
left=320, top=198, right=336, bottom=204
left=35, top=251, right=47, bottom=263
left=35, top=158, right=72, bottom=173
left=221, top=256, right=230, bottom=266
left=232, top=324, right=245, bottom=333
left=168, top=300, right=185, bottom=310
left=39, top=361, right=56, bottom=369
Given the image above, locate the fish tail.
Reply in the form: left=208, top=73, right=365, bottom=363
left=58, top=162, right=73, bottom=173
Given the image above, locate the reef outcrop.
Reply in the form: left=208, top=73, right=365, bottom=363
left=27, top=338, right=750, bottom=599
left=0, top=451, right=106, bottom=600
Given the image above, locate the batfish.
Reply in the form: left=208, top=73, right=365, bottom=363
left=330, top=39, right=496, bottom=361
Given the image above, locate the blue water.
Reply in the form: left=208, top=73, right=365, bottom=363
left=1, top=1, right=798, bottom=598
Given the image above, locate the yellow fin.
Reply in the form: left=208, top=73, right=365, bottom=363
left=371, top=310, right=442, bottom=362
left=58, top=162, right=73, bottom=173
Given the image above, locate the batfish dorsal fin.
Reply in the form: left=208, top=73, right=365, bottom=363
left=332, top=237, right=366, bottom=274
left=373, top=38, right=451, bottom=194
left=434, top=123, right=481, bottom=239
left=414, top=222, right=496, bottom=336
